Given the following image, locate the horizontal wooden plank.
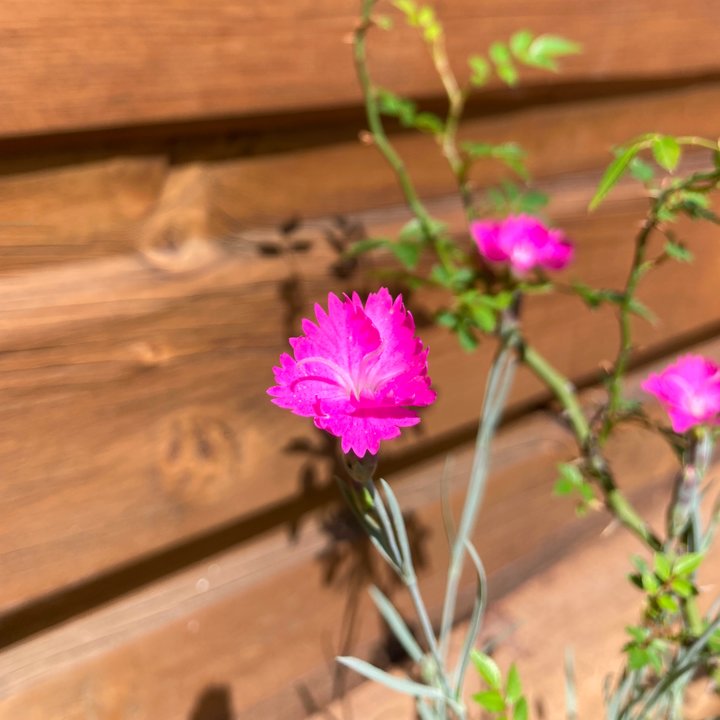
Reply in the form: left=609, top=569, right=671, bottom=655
left=3, top=83, right=720, bottom=276
left=1, top=163, right=720, bottom=616
left=2, top=1, right=720, bottom=137
left=2, top=337, right=711, bottom=719
left=310, top=486, right=720, bottom=720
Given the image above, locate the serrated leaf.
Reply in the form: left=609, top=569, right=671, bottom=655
left=506, top=664, right=523, bottom=704
left=652, top=135, right=681, bottom=173
left=518, top=189, right=549, bottom=213
left=471, top=651, right=503, bottom=690
left=336, top=656, right=443, bottom=699
left=675, top=552, right=704, bottom=577
left=590, top=146, right=639, bottom=210
left=473, top=690, right=506, bottom=712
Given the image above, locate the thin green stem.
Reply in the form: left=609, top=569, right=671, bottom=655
left=354, top=0, right=448, bottom=263
left=520, top=341, right=662, bottom=551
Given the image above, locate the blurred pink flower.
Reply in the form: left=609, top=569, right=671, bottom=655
left=268, top=288, right=436, bottom=457
left=642, top=354, right=720, bottom=433
left=470, top=214, right=573, bottom=275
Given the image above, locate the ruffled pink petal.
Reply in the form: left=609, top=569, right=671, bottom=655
left=642, top=354, right=720, bottom=432
left=268, top=287, right=436, bottom=455
left=470, top=221, right=508, bottom=263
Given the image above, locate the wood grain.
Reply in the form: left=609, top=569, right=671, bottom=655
left=3, top=84, right=720, bottom=275
left=1, top=1, right=720, bottom=137
left=1, top=164, right=720, bottom=617
left=2, top=336, right=714, bottom=719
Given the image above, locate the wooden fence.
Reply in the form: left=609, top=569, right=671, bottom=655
left=1, top=1, right=720, bottom=718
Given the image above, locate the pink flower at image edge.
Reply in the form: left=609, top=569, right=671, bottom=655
left=641, top=354, right=720, bottom=433
left=470, top=214, right=573, bottom=275
left=268, top=288, right=436, bottom=457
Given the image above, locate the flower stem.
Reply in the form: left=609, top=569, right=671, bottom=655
left=520, top=341, right=662, bottom=551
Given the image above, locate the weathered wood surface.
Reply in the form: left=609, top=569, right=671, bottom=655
left=1, top=338, right=717, bottom=719
left=3, top=83, right=720, bottom=275
left=2, top=157, right=720, bottom=618
left=2, top=1, right=720, bottom=137
left=309, top=488, right=720, bottom=720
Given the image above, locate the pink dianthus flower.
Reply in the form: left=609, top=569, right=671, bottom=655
left=641, top=354, right=720, bottom=433
left=470, top=214, right=573, bottom=275
left=268, top=288, right=436, bottom=457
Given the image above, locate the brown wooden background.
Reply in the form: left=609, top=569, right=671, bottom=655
left=1, top=1, right=720, bottom=718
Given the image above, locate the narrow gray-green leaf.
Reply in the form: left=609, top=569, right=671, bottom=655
left=369, top=586, right=424, bottom=662
left=336, top=656, right=443, bottom=699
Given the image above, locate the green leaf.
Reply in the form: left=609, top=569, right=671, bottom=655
left=590, top=146, right=638, bottom=210
left=471, top=651, right=503, bottom=690
left=652, top=135, right=681, bottom=173
left=670, top=576, right=695, bottom=598
left=558, top=462, right=584, bottom=486
left=517, top=189, right=549, bottom=213
left=513, top=698, right=529, bottom=720
left=398, top=217, right=446, bottom=243
left=674, top=552, right=704, bottom=577
left=469, top=302, right=497, bottom=333
left=509, top=29, right=534, bottom=59
left=457, top=323, right=479, bottom=352
left=374, top=15, right=394, bottom=30
left=468, top=55, right=491, bottom=86
left=657, top=593, right=679, bottom=614
left=654, top=553, right=673, bottom=582
left=489, top=42, right=518, bottom=86
left=505, top=664, right=523, bottom=705
left=627, top=298, right=657, bottom=324
left=627, top=646, right=650, bottom=670
left=626, top=625, right=651, bottom=643
left=641, top=571, right=660, bottom=594
left=336, top=656, right=443, bottom=699
left=473, top=690, right=506, bottom=712
left=414, top=111, right=444, bottom=134
left=436, top=309, right=458, bottom=329
left=346, top=237, right=391, bottom=257
left=526, top=34, right=582, bottom=71
left=390, top=240, right=423, bottom=269
left=664, top=239, right=693, bottom=263
left=629, top=156, right=655, bottom=183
